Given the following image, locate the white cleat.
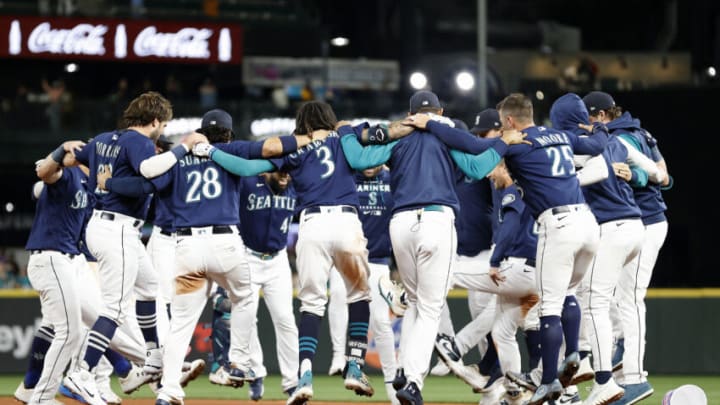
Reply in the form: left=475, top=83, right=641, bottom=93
left=144, top=347, right=164, bottom=376
left=479, top=381, right=506, bottom=405
left=583, top=379, right=625, bottom=405
left=119, top=363, right=155, bottom=395
left=572, top=355, right=595, bottom=385
left=97, top=383, right=122, bottom=405
left=430, top=360, right=451, bottom=376
left=378, top=275, right=407, bottom=317
left=14, top=382, right=33, bottom=404
left=180, top=359, right=206, bottom=387
left=209, top=366, right=233, bottom=386
left=63, top=368, right=108, bottom=405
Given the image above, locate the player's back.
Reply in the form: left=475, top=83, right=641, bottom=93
left=504, top=126, right=585, bottom=218
left=239, top=175, right=296, bottom=253
left=272, top=132, right=358, bottom=212
left=455, top=176, right=493, bottom=256
left=388, top=131, right=460, bottom=214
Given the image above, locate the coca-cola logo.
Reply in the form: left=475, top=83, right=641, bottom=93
left=133, top=26, right=211, bottom=59
left=27, top=22, right=107, bottom=55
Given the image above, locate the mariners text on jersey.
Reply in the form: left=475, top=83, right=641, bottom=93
left=356, top=183, right=391, bottom=193
left=246, top=193, right=296, bottom=211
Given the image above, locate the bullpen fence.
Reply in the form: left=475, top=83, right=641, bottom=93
left=1, top=289, right=718, bottom=374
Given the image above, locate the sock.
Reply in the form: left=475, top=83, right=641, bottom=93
left=23, top=326, right=54, bottom=388
left=298, top=312, right=322, bottom=369
left=83, top=316, right=118, bottom=370
left=104, top=349, right=132, bottom=378
left=478, top=334, right=498, bottom=375
left=346, top=301, right=370, bottom=367
left=596, top=371, right=612, bottom=384
left=211, top=310, right=231, bottom=368
left=580, top=350, right=591, bottom=360
left=540, top=315, right=563, bottom=384
left=525, top=329, right=542, bottom=370
left=561, top=295, right=581, bottom=356
left=136, top=300, right=159, bottom=349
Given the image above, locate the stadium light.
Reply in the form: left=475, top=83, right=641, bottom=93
left=707, top=66, right=717, bottom=78
left=455, top=71, right=475, bottom=91
left=409, top=72, right=428, bottom=90
left=65, top=63, right=78, bottom=73
left=330, top=37, right=350, bottom=47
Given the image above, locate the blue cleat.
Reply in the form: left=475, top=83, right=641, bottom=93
left=392, top=367, right=407, bottom=391
left=558, top=351, right=580, bottom=388
left=525, top=379, right=563, bottom=405
left=396, top=381, right=423, bottom=405
left=249, top=377, right=264, bottom=401
left=286, top=370, right=313, bottom=405
left=614, top=382, right=653, bottom=405
left=343, top=360, right=374, bottom=397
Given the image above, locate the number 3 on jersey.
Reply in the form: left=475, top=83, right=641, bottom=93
left=186, top=167, right=223, bottom=202
left=315, top=145, right=335, bottom=179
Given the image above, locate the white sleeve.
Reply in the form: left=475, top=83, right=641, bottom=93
left=619, top=138, right=666, bottom=184
left=573, top=154, right=592, bottom=168
left=138, top=144, right=188, bottom=178
left=576, top=154, right=608, bottom=186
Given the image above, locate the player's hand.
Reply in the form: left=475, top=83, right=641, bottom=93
left=577, top=123, right=594, bottom=133
left=500, top=129, right=530, bottom=145
left=192, top=142, right=216, bottom=157
left=489, top=267, right=506, bottom=286
left=63, top=140, right=85, bottom=154
left=402, top=113, right=431, bottom=129
left=388, top=121, right=414, bottom=139
left=612, top=162, right=632, bottom=181
left=182, top=132, right=209, bottom=149
left=97, top=164, right=112, bottom=190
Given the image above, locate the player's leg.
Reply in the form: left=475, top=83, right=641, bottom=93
left=135, top=244, right=162, bottom=374
left=367, top=262, right=400, bottom=404
left=327, top=266, right=348, bottom=375
left=260, top=250, right=299, bottom=394
left=208, top=286, right=232, bottom=385
left=616, top=221, right=667, bottom=400
left=146, top=227, right=176, bottom=345
left=28, top=252, right=83, bottom=404
left=15, top=324, right=54, bottom=403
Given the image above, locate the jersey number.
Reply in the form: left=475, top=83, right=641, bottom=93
left=95, top=163, right=113, bottom=195
left=315, top=146, right=335, bottom=179
left=280, top=217, right=290, bottom=234
left=186, top=167, right=222, bottom=203
left=546, top=145, right=576, bottom=176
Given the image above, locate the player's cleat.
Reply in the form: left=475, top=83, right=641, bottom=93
left=612, top=338, right=625, bottom=372
left=572, top=354, right=595, bottom=385
left=343, top=360, right=374, bottom=397
left=429, top=360, right=451, bottom=376
left=500, top=381, right=531, bottom=405
left=97, top=385, right=122, bottom=405
left=144, top=347, right=164, bottom=376
left=474, top=364, right=501, bottom=393
left=395, top=382, right=423, bottom=405
left=558, top=351, right=581, bottom=388
left=59, top=383, right=85, bottom=403
left=180, top=359, right=205, bottom=387
left=385, top=382, right=401, bottom=405
left=283, top=386, right=296, bottom=397
left=63, top=368, right=107, bottom=405
left=378, top=275, right=408, bottom=317
left=434, top=333, right=464, bottom=373
left=286, top=370, right=313, bottom=405
left=328, top=355, right=346, bottom=376
left=613, top=382, right=653, bottom=405
left=248, top=377, right=264, bottom=401
left=479, top=382, right=506, bottom=405
left=549, top=384, right=581, bottom=404
left=119, top=363, right=155, bottom=394
left=14, top=382, right=33, bottom=403
left=392, top=368, right=407, bottom=391
left=583, top=379, right=625, bottom=405
left=506, top=369, right=541, bottom=392
left=155, top=392, right=183, bottom=405
left=525, top=379, right=563, bottom=405
left=226, top=364, right=256, bottom=388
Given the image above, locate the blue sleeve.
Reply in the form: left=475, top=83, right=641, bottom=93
left=650, top=145, right=663, bottom=162
left=74, top=141, right=91, bottom=166
left=210, top=148, right=275, bottom=176
left=338, top=123, right=370, bottom=143
left=340, top=134, right=395, bottom=170
left=449, top=149, right=502, bottom=180
left=427, top=120, right=508, bottom=156
left=571, top=127, right=609, bottom=155
left=216, top=140, right=251, bottom=159
left=490, top=203, right=522, bottom=267
left=629, top=166, right=649, bottom=188
left=105, top=176, right=156, bottom=197
left=127, top=137, right=157, bottom=173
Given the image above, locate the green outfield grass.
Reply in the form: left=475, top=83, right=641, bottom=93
left=1, top=374, right=719, bottom=403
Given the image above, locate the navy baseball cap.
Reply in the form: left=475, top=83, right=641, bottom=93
left=582, top=91, right=615, bottom=114
left=451, top=118, right=469, bottom=131
left=470, top=108, right=502, bottom=134
left=197, top=108, right=234, bottom=133
left=409, top=90, right=441, bottom=113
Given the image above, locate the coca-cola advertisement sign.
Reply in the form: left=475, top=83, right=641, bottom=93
left=0, top=16, right=242, bottom=64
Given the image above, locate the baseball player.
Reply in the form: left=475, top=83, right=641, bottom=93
left=17, top=145, right=87, bottom=405
left=326, top=164, right=402, bottom=405
left=584, top=91, right=671, bottom=405
left=57, top=92, right=212, bottom=404
left=431, top=93, right=609, bottom=404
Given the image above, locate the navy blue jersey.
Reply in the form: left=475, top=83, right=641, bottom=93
left=74, top=129, right=156, bottom=219
left=455, top=176, right=493, bottom=256
left=155, top=142, right=252, bottom=228
left=239, top=175, right=297, bottom=253
left=387, top=131, right=460, bottom=214
left=151, top=192, right=175, bottom=232
left=270, top=133, right=359, bottom=212
left=489, top=184, right=537, bottom=267
left=78, top=178, right=97, bottom=261
left=26, top=167, right=88, bottom=255
left=610, top=112, right=668, bottom=225
left=503, top=125, right=607, bottom=218
left=355, top=168, right=393, bottom=262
